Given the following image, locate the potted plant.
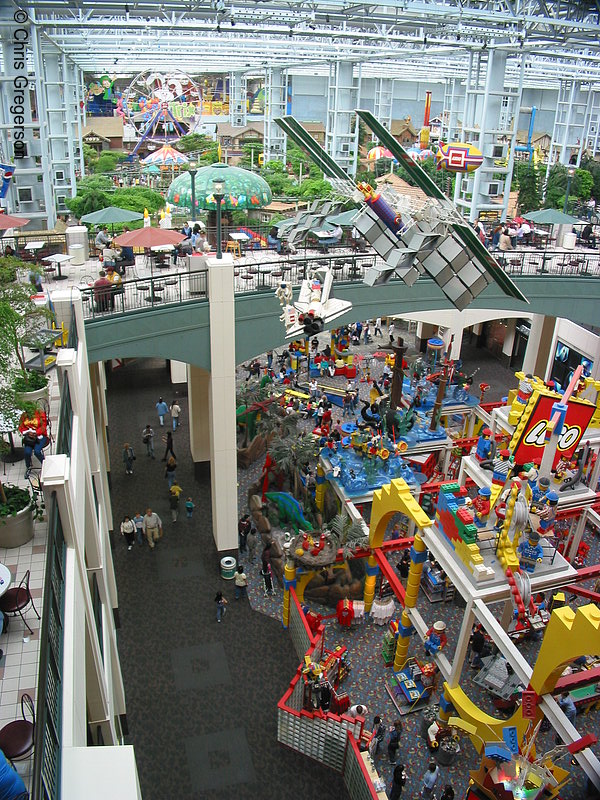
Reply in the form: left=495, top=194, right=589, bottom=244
left=0, top=256, right=50, bottom=546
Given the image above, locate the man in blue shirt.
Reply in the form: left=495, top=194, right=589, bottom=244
left=421, top=762, right=440, bottom=799
left=156, top=397, right=169, bottom=427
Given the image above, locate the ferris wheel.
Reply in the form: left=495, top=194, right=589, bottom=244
left=123, top=69, right=203, bottom=152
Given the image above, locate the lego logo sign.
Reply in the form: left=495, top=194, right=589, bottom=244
left=511, top=393, right=594, bottom=469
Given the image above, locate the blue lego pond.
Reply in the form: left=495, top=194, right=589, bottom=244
left=326, top=444, right=420, bottom=496
left=402, top=377, right=479, bottom=410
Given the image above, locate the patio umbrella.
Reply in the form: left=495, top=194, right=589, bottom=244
left=0, top=211, right=30, bottom=230
left=113, top=227, right=186, bottom=248
left=326, top=209, right=359, bottom=226
left=81, top=206, right=144, bottom=225
left=141, top=146, right=189, bottom=167
left=524, top=209, right=581, bottom=225
left=367, top=146, right=394, bottom=160
left=142, top=165, right=161, bottom=175
left=166, top=163, right=272, bottom=212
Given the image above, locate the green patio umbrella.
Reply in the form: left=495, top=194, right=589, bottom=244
left=326, top=209, right=360, bottom=226
left=142, top=164, right=161, bottom=175
left=81, top=206, right=144, bottom=225
left=523, top=209, right=581, bottom=225
left=166, top=162, right=272, bottom=211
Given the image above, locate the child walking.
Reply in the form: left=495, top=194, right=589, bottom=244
left=133, top=512, right=144, bottom=546
left=261, top=562, right=274, bottom=596
left=215, top=591, right=228, bottom=623
left=185, top=497, right=195, bottom=519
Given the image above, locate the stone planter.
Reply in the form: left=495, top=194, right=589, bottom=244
left=0, top=505, right=34, bottom=548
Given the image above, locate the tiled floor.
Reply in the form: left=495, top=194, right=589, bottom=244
left=0, top=372, right=61, bottom=790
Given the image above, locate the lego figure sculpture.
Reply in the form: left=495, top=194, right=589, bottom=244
left=424, top=621, right=448, bottom=656
left=535, top=490, right=559, bottom=535
left=517, top=528, right=544, bottom=573
left=475, top=427, right=495, bottom=462
left=471, top=486, right=491, bottom=528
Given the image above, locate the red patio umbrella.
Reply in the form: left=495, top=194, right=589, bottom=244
left=0, top=211, right=30, bottom=230
left=113, top=227, right=186, bottom=247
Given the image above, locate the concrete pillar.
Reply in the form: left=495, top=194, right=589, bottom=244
left=522, top=314, right=556, bottom=378
left=229, top=72, right=248, bottom=128
left=188, top=365, right=211, bottom=463
left=207, top=254, right=238, bottom=552
left=416, top=322, right=438, bottom=353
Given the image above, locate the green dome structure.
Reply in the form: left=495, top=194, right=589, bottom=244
left=166, top=162, right=272, bottom=212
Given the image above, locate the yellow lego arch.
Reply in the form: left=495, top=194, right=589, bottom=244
left=444, top=683, right=530, bottom=751
left=369, top=479, right=431, bottom=548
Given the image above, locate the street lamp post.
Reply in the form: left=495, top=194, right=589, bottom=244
left=213, top=176, right=225, bottom=259
left=189, top=162, right=198, bottom=222
left=563, top=165, right=576, bottom=214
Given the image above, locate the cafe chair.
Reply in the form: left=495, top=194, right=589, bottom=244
left=0, top=572, right=40, bottom=636
left=0, top=693, right=35, bottom=765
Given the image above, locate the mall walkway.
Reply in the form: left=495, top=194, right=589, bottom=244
left=105, top=358, right=347, bottom=800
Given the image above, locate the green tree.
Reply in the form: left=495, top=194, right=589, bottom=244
left=268, top=432, right=317, bottom=498
left=176, top=133, right=216, bottom=155
left=94, top=150, right=127, bottom=174
left=239, top=140, right=263, bottom=170
left=516, top=164, right=541, bottom=213
left=260, top=160, right=295, bottom=196
left=82, top=143, right=99, bottom=172
left=66, top=189, right=111, bottom=218
left=296, top=177, right=333, bottom=200
left=580, top=155, right=600, bottom=202
left=111, top=186, right=165, bottom=214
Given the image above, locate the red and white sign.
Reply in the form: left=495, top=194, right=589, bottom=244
left=510, top=393, right=595, bottom=469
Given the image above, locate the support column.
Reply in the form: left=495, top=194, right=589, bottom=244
left=188, top=365, right=211, bottom=463
left=315, top=464, right=326, bottom=513
left=207, top=254, right=238, bottom=552
left=448, top=603, right=474, bottom=687
left=326, top=61, right=360, bottom=177
left=263, top=68, right=287, bottom=165
left=501, top=318, right=517, bottom=368
left=282, top=558, right=297, bottom=628
left=229, top=72, right=248, bottom=128
left=374, top=78, right=393, bottom=130
left=394, top=531, right=427, bottom=669
left=521, top=314, right=556, bottom=378
left=363, top=554, right=379, bottom=613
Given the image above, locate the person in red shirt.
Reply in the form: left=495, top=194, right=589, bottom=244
left=94, top=270, right=113, bottom=311
left=19, top=409, right=49, bottom=471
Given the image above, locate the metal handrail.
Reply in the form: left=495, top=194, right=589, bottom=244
left=80, top=248, right=600, bottom=321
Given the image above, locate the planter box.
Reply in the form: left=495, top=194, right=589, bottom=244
left=0, top=505, right=34, bottom=548
left=17, top=384, right=49, bottom=405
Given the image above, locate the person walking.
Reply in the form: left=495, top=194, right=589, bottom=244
left=156, top=396, right=169, bottom=427
left=133, top=511, right=145, bottom=546
left=247, top=523, right=258, bottom=563
left=170, top=399, right=181, bottom=431
left=469, top=624, right=486, bottom=669
left=261, top=562, right=274, bottom=596
left=238, top=514, right=251, bottom=555
left=122, top=442, right=135, bottom=475
left=388, top=319, right=395, bottom=343
left=185, top=497, right=195, bottom=519
left=142, top=424, right=155, bottom=458
left=387, top=720, right=402, bottom=764
left=142, top=508, right=163, bottom=550
left=370, top=715, right=386, bottom=756
left=374, top=317, right=383, bottom=337
left=120, top=515, right=136, bottom=551
left=165, top=456, right=177, bottom=489
left=215, top=591, right=228, bottom=623
left=234, top=565, right=248, bottom=600
left=421, top=762, right=440, bottom=799
left=169, top=487, right=181, bottom=522
left=161, top=430, right=176, bottom=462
left=388, top=764, right=407, bottom=800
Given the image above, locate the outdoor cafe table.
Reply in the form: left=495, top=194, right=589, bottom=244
left=42, top=253, right=73, bottom=280
left=24, top=241, right=45, bottom=252
left=0, top=564, right=12, bottom=597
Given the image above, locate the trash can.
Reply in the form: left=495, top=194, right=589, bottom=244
left=68, top=243, right=85, bottom=266
left=563, top=232, right=577, bottom=250
left=65, top=225, right=89, bottom=262
left=220, top=556, right=237, bottom=580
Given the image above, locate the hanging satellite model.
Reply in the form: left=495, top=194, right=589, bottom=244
left=275, top=111, right=528, bottom=312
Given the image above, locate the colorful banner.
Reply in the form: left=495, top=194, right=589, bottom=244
left=0, top=164, right=14, bottom=199
left=510, top=392, right=595, bottom=469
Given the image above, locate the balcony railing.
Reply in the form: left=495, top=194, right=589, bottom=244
left=79, top=248, right=600, bottom=321
left=31, top=495, right=66, bottom=800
